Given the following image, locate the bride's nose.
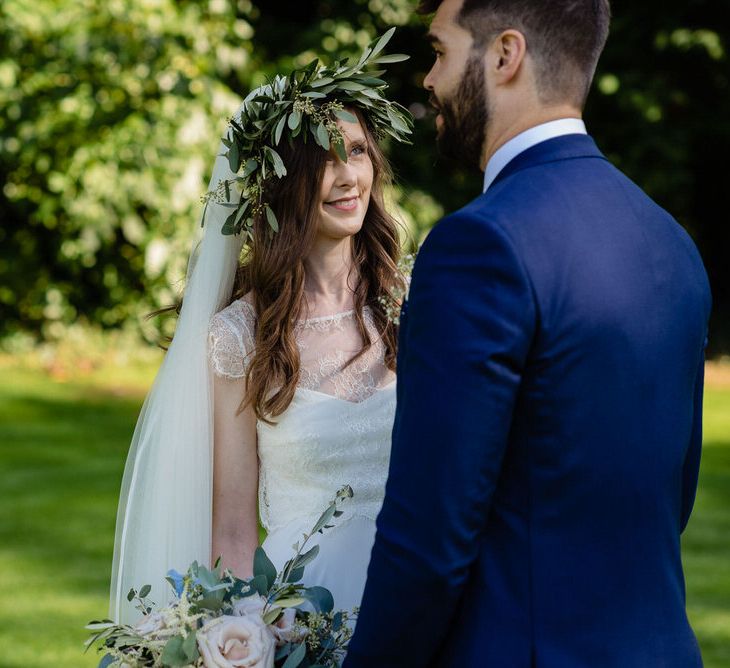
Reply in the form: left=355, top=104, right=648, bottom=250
left=333, top=157, right=358, bottom=187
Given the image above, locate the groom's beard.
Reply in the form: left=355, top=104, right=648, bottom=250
left=432, top=55, right=488, bottom=170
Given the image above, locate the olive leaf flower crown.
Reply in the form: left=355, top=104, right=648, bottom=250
left=201, top=27, right=414, bottom=239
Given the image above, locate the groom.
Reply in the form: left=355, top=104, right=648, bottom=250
left=344, top=0, right=711, bottom=666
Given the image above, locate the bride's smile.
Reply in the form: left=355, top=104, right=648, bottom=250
left=325, top=196, right=358, bottom=210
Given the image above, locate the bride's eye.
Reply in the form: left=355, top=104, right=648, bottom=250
left=350, top=143, right=367, bottom=158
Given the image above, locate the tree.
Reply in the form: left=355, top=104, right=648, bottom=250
left=0, top=0, right=251, bottom=340
left=1, top=0, right=727, bottom=352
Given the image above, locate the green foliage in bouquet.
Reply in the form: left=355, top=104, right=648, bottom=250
left=86, top=486, right=356, bottom=668
left=378, top=251, right=416, bottom=325
left=201, top=27, right=413, bottom=240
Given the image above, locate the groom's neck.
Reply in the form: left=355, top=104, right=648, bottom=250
left=480, top=104, right=583, bottom=171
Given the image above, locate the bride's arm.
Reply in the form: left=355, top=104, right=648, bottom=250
left=211, top=373, right=259, bottom=579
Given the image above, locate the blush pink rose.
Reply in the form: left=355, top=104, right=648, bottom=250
left=197, top=615, right=275, bottom=668
left=133, top=611, right=166, bottom=636
left=231, top=595, right=267, bottom=618
left=270, top=608, right=306, bottom=646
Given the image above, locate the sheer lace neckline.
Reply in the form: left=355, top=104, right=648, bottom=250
left=236, top=298, right=362, bottom=325
left=297, top=308, right=357, bottom=324
left=209, top=298, right=394, bottom=402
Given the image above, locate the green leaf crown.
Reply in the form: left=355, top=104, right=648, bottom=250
left=202, top=27, right=414, bottom=239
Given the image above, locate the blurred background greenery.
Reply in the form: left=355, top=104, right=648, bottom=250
left=0, top=0, right=728, bottom=353
left=1, top=0, right=729, bottom=666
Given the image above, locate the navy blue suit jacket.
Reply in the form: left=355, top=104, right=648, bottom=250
left=344, top=135, right=711, bottom=667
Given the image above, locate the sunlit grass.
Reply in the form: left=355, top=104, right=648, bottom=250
left=683, top=380, right=730, bottom=666
left=0, top=362, right=153, bottom=667
left=0, top=358, right=728, bottom=666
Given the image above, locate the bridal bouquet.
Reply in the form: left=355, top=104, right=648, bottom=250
left=86, top=486, right=357, bottom=668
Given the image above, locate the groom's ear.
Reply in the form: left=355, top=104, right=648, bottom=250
left=489, top=29, right=527, bottom=86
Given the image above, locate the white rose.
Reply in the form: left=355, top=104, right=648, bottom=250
left=269, top=608, right=305, bottom=646
left=133, top=611, right=166, bottom=636
left=197, top=615, right=275, bottom=668
left=231, top=595, right=267, bottom=618
left=232, top=594, right=305, bottom=646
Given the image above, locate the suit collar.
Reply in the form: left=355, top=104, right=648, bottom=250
left=482, top=119, right=587, bottom=192
left=488, top=134, right=607, bottom=190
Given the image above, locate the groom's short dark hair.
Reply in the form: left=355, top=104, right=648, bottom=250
left=419, top=0, right=611, bottom=107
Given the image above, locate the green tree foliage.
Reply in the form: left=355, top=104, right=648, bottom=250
left=1, top=0, right=727, bottom=350
left=0, top=0, right=253, bottom=340
left=588, top=1, right=730, bottom=355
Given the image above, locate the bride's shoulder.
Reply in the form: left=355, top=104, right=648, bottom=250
left=207, top=294, right=256, bottom=378
left=210, top=292, right=256, bottom=331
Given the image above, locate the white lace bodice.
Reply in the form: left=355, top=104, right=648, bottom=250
left=208, top=297, right=396, bottom=533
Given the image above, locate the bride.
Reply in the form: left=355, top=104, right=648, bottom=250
left=109, top=36, right=413, bottom=624
left=209, top=108, right=404, bottom=612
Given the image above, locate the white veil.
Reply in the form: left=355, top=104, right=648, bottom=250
left=109, top=118, right=245, bottom=624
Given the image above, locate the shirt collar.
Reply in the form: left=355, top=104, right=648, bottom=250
left=482, top=118, right=587, bottom=193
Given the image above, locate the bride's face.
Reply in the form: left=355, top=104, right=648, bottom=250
left=316, top=117, right=373, bottom=242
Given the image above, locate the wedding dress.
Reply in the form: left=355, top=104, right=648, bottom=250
left=207, top=296, right=396, bottom=613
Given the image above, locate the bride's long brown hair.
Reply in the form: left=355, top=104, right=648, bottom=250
left=230, top=109, right=406, bottom=422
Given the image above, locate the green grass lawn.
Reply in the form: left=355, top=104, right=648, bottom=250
left=683, top=382, right=730, bottom=665
left=0, top=359, right=728, bottom=667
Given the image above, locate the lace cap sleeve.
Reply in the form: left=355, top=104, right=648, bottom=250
left=207, top=300, right=256, bottom=379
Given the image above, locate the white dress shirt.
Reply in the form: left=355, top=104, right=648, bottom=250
left=482, top=118, right=587, bottom=192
